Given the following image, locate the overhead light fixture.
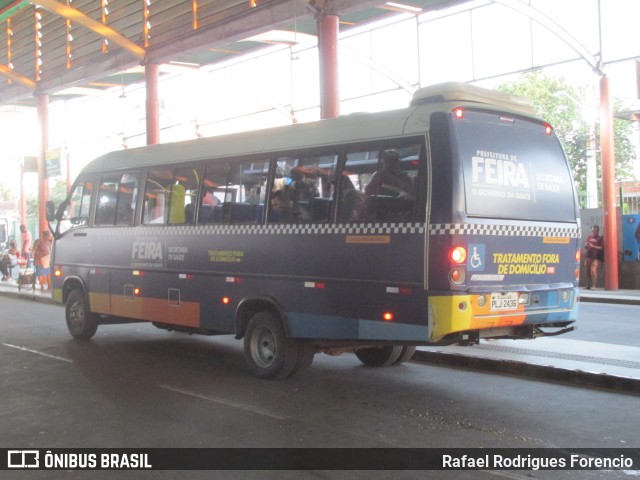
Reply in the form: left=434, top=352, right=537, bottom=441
left=168, top=61, right=201, bottom=68
left=241, top=30, right=317, bottom=46
left=382, top=2, right=423, bottom=14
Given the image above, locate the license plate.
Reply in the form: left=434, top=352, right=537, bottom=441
left=490, top=292, right=519, bottom=311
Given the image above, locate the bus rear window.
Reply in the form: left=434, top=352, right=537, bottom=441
left=455, top=111, right=577, bottom=222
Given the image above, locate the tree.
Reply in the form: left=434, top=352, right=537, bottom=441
left=26, top=179, right=69, bottom=217
left=498, top=71, right=637, bottom=206
left=0, top=183, right=15, bottom=202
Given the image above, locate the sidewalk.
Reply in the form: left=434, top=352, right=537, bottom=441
left=1, top=279, right=639, bottom=393
left=416, top=289, right=640, bottom=394
left=579, top=287, right=640, bottom=305
left=0, top=276, right=55, bottom=303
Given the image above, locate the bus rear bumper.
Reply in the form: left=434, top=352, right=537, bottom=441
left=427, top=290, right=577, bottom=344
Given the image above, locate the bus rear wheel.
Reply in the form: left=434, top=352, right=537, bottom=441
left=65, top=289, right=98, bottom=340
left=244, top=312, right=300, bottom=379
left=393, top=346, right=417, bottom=365
left=355, top=345, right=403, bottom=367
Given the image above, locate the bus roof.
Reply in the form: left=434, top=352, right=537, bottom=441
left=82, top=107, right=416, bottom=173
left=80, top=82, right=537, bottom=174
left=411, top=81, right=536, bottom=116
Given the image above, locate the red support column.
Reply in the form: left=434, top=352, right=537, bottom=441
left=20, top=163, right=26, bottom=228
left=146, top=63, right=160, bottom=145
left=599, top=75, right=618, bottom=290
left=37, top=94, right=49, bottom=236
left=317, top=12, right=339, bottom=119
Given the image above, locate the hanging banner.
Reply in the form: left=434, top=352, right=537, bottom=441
left=46, top=147, right=62, bottom=178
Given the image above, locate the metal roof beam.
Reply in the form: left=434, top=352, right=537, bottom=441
left=0, top=1, right=30, bottom=22
left=34, top=0, right=146, bottom=61
left=492, top=0, right=603, bottom=76
left=0, top=64, right=36, bottom=90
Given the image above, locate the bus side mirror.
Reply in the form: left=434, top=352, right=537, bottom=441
left=46, top=201, right=56, bottom=222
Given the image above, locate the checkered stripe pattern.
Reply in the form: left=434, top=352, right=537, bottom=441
left=429, top=223, right=580, bottom=238
left=95, top=223, right=426, bottom=237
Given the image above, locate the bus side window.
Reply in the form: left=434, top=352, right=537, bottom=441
left=295, top=154, right=337, bottom=224
left=230, top=160, right=268, bottom=224
left=59, top=178, right=93, bottom=233
left=95, top=175, right=119, bottom=226
left=269, top=155, right=337, bottom=224
left=143, top=168, right=173, bottom=225
left=170, top=166, right=199, bottom=225
left=338, top=144, right=421, bottom=223
left=337, top=150, right=376, bottom=222
left=200, top=162, right=229, bottom=224
left=115, top=174, right=138, bottom=226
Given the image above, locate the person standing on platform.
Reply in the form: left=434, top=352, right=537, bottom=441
left=32, top=230, right=52, bottom=291
left=584, top=225, right=604, bottom=290
left=20, top=224, right=31, bottom=260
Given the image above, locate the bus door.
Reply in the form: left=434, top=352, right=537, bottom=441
left=93, top=173, right=141, bottom=316
left=52, top=176, right=97, bottom=306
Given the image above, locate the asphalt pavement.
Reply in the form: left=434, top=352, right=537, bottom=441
left=1, top=275, right=638, bottom=394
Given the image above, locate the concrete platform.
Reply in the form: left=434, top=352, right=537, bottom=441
left=1, top=278, right=638, bottom=393
left=416, top=337, right=640, bottom=394
left=416, top=289, right=640, bottom=394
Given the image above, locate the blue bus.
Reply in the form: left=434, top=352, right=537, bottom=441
left=49, top=82, right=580, bottom=378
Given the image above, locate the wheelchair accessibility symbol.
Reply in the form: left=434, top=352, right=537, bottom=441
left=468, top=244, right=485, bottom=271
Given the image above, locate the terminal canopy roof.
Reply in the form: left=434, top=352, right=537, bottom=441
left=0, top=0, right=464, bottom=108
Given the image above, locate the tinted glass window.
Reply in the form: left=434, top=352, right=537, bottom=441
left=95, top=175, right=119, bottom=226
left=202, top=159, right=269, bottom=224
left=456, top=110, right=577, bottom=222
left=338, top=144, right=420, bottom=223
left=115, top=174, right=138, bottom=226
left=269, top=154, right=338, bottom=223
left=58, top=178, right=93, bottom=233
left=172, top=166, right=199, bottom=225
left=143, top=168, right=173, bottom=225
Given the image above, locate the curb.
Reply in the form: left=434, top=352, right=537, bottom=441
left=413, top=350, right=640, bottom=395
left=0, top=288, right=57, bottom=305
left=578, top=295, right=640, bottom=306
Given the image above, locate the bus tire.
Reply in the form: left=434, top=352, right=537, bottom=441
left=393, top=346, right=417, bottom=365
left=287, top=342, right=315, bottom=378
left=244, top=312, right=298, bottom=379
left=355, top=345, right=403, bottom=367
left=65, top=289, right=98, bottom=340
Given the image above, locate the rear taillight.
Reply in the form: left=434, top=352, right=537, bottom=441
left=449, top=246, right=467, bottom=264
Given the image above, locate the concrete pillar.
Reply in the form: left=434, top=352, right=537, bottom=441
left=20, top=163, right=26, bottom=228
left=317, top=12, right=339, bottom=119
left=599, top=75, right=618, bottom=290
left=145, top=63, right=160, bottom=145
left=37, top=94, right=49, bottom=236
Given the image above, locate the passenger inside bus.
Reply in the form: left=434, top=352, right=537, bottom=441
left=268, top=190, right=292, bottom=222
left=365, top=149, right=414, bottom=198
left=198, top=189, right=218, bottom=223
left=362, top=149, right=416, bottom=222
left=185, top=189, right=218, bottom=224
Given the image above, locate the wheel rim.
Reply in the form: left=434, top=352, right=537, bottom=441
left=250, top=325, right=277, bottom=368
left=68, top=299, right=85, bottom=332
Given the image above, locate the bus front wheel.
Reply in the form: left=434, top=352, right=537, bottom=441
left=65, top=289, right=98, bottom=340
left=355, top=345, right=403, bottom=367
left=244, top=312, right=299, bottom=379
